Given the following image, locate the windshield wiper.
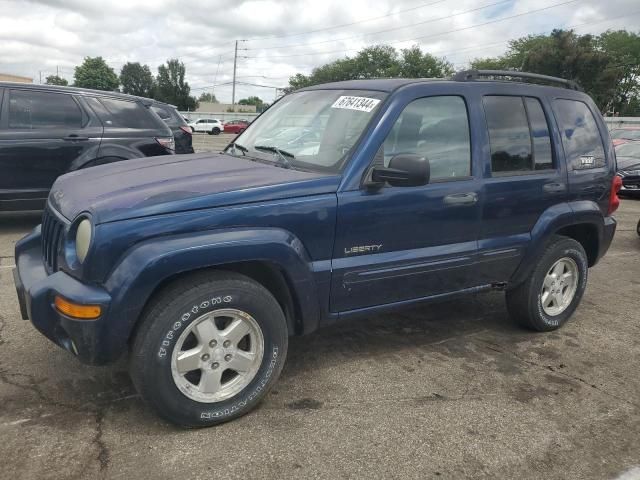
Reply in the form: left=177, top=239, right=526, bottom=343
left=254, top=145, right=295, bottom=168
left=226, top=142, right=248, bottom=156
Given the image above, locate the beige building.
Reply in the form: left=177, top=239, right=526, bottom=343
left=0, top=73, right=33, bottom=83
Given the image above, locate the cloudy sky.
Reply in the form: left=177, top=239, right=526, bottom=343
left=0, top=0, right=638, bottom=105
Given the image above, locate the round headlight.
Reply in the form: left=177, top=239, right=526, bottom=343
left=75, top=219, right=92, bottom=264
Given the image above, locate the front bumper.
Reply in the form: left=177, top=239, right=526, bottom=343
left=13, top=226, right=115, bottom=365
left=620, top=174, right=640, bottom=193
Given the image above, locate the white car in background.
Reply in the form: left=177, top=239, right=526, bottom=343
left=187, top=118, right=224, bottom=135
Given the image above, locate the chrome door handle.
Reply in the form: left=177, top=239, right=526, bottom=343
left=443, top=192, right=478, bottom=206
left=543, top=182, right=566, bottom=193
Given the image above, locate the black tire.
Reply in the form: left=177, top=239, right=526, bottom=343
left=130, top=271, right=288, bottom=427
left=212, top=127, right=221, bottom=135
left=190, top=127, right=195, bottom=133
left=506, top=236, right=588, bottom=331
left=637, top=217, right=640, bottom=237
left=206, top=129, right=214, bottom=135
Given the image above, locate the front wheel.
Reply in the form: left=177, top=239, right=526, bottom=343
left=130, top=271, right=288, bottom=427
left=506, top=236, right=588, bottom=331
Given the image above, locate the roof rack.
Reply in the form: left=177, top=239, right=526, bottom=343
left=453, top=69, right=582, bottom=91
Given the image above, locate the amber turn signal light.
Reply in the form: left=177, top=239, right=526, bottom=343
left=54, top=296, right=102, bottom=320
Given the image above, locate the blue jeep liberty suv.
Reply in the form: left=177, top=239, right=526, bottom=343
left=13, top=71, right=620, bottom=427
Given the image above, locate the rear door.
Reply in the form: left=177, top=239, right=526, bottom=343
left=475, top=91, right=569, bottom=284
left=0, top=88, right=102, bottom=210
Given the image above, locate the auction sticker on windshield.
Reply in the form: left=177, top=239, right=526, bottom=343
left=331, top=96, right=381, bottom=112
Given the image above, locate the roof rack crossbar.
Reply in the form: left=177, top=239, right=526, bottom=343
left=453, top=69, right=582, bottom=91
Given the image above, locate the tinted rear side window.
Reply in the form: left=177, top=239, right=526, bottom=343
left=98, top=98, right=156, bottom=129
left=553, top=99, right=605, bottom=169
left=151, top=105, right=171, bottom=120
left=484, top=96, right=555, bottom=174
left=525, top=97, right=553, bottom=170
left=483, top=96, right=532, bottom=173
left=9, top=90, right=83, bottom=129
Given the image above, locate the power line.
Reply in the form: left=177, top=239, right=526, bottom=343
left=430, top=10, right=640, bottom=60
left=245, top=0, right=579, bottom=59
left=243, top=0, right=451, bottom=41
left=246, top=0, right=515, bottom=51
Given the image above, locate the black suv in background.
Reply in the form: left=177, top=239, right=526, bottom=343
left=150, top=102, right=194, bottom=154
left=0, top=83, right=175, bottom=211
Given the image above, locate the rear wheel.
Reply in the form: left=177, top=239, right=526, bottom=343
left=506, top=236, right=588, bottom=331
left=212, top=127, right=221, bottom=135
left=130, top=271, right=288, bottom=427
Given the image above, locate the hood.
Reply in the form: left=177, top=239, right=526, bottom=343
left=616, top=156, right=640, bottom=171
left=49, top=152, right=340, bottom=224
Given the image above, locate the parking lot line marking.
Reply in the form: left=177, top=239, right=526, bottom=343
left=0, top=265, right=16, bottom=269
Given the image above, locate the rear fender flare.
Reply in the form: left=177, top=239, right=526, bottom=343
left=510, top=201, right=605, bottom=286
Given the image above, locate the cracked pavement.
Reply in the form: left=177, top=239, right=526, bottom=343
left=0, top=201, right=639, bottom=480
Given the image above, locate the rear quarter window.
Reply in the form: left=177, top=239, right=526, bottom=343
left=553, top=99, right=606, bottom=170
left=98, top=97, right=162, bottom=130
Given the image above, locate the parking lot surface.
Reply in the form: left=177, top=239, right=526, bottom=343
left=0, top=197, right=639, bottom=479
left=192, top=131, right=233, bottom=153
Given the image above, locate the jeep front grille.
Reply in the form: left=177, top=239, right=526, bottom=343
left=41, top=207, right=66, bottom=273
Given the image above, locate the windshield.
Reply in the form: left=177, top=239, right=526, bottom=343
left=611, top=129, right=640, bottom=140
left=226, top=89, right=387, bottom=173
left=616, top=142, right=640, bottom=157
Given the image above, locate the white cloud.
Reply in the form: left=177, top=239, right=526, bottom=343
left=0, top=0, right=638, bottom=104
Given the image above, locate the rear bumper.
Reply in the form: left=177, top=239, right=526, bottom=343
left=13, top=226, right=115, bottom=365
left=596, top=216, right=617, bottom=265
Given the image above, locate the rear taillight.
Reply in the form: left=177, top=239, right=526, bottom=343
left=608, top=175, right=622, bottom=215
left=179, top=126, right=192, bottom=135
left=156, top=137, right=175, bottom=151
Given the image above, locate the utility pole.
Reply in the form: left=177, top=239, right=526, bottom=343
left=231, top=40, right=247, bottom=112
left=232, top=40, right=238, bottom=112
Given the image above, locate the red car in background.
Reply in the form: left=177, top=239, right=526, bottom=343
left=610, top=127, right=640, bottom=146
left=223, top=119, right=250, bottom=134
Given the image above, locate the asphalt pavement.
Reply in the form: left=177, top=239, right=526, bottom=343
left=0, top=181, right=639, bottom=479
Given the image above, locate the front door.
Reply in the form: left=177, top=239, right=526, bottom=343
left=331, top=94, right=482, bottom=313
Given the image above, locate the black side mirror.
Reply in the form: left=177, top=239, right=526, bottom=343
left=371, top=154, right=430, bottom=187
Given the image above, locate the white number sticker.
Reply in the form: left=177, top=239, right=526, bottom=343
left=331, top=96, right=380, bottom=112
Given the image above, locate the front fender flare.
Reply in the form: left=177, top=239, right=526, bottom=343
left=103, top=228, right=320, bottom=356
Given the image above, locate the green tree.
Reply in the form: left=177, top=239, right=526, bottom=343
left=238, top=95, right=262, bottom=106
left=155, top=59, right=197, bottom=110
left=399, top=45, right=454, bottom=78
left=598, top=30, right=640, bottom=115
left=469, top=29, right=640, bottom=115
left=120, top=62, right=155, bottom=97
left=45, top=75, right=68, bottom=86
left=287, top=45, right=453, bottom=92
left=73, top=56, right=119, bottom=91
left=198, top=92, right=218, bottom=103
